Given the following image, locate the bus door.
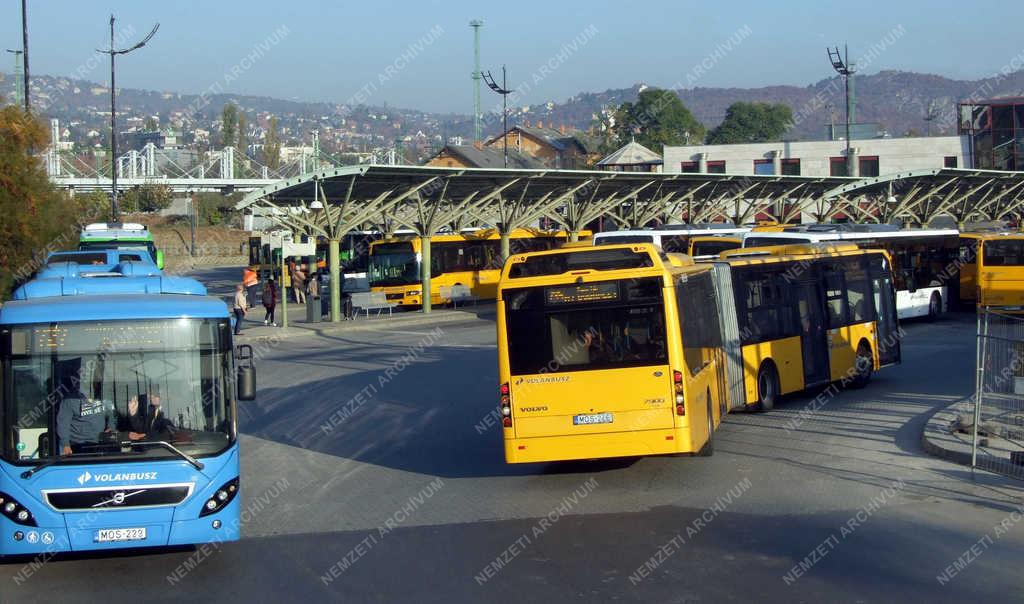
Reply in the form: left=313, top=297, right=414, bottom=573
left=869, top=254, right=901, bottom=366
left=794, top=280, right=830, bottom=386
left=959, top=238, right=978, bottom=302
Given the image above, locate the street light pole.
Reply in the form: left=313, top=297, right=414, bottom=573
left=21, top=0, right=29, bottom=113
left=828, top=44, right=856, bottom=177
left=482, top=66, right=512, bottom=168
left=98, top=16, right=159, bottom=222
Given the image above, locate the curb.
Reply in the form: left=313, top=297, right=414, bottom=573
left=921, top=400, right=1024, bottom=481
left=234, top=308, right=493, bottom=342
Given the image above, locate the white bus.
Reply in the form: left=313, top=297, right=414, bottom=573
left=742, top=225, right=960, bottom=320
left=594, top=225, right=749, bottom=259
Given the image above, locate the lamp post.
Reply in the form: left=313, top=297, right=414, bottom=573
left=20, top=0, right=29, bottom=113
left=98, top=15, right=159, bottom=222
left=482, top=66, right=512, bottom=168
left=828, top=45, right=856, bottom=177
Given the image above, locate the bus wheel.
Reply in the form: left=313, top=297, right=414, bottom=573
left=849, top=343, right=873, bottom=389
left=756, top=363, right=779, bottom=411
left=698, top=392, right=715, bottom=457
left=927, top=292, right=942, bottom=321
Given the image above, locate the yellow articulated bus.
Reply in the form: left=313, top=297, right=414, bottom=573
left=496, top=243, right=728, bottom=463
left=957, top=232, right=1024, bottom=311
left=713, top=244, right=902, bottom=410
left=368, top=228, right=590, bottom=306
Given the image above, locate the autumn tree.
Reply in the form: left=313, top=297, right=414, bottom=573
left=0, top=105, right=98, bottom=296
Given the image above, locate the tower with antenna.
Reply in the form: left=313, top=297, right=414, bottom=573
left=6, top=49, right=24, bottom=108
left=470, top=19, right=483, bottom=143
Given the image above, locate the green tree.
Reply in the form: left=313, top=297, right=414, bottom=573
left=235, top=112, right=248, bottom=178
left=194, top=192, right=242, bottom=226
left=221, top=103, right=238, bottom=149
left=79, top=190, right=111, bottom=218
left=0, top=106, right=92, bottom=297
left=263, top=116, right=282, bottom=171
left=121, top=184, right=173, bottom=214
left=611, top=88, right=705, bottom=152
left=706, top=102, right=794, bottom=145
left=144, top=116, right=158, bottom=132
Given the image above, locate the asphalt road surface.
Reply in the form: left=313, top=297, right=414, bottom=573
left=3, top=266, right=1023, bottom=603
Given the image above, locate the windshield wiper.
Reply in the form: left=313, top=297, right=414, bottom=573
left=122, top=440, right=205, bottom=471
left=20, top=452, right=98, bottom=479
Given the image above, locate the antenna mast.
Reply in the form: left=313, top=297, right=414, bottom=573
left=470, top=20, right=483, bottom=143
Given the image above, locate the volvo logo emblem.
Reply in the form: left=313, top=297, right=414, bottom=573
left=111, top=492, right=126, bottom=505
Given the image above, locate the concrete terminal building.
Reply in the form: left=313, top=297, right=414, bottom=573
left=662, top=136, right=968, bottom=178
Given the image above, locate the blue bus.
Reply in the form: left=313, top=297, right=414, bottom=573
left=0, top=263, right=255, bottom=556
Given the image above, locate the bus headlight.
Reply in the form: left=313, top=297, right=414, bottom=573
left=200, top=478, right=240, bottom=517
left=0, top=492, right=37, bottom=527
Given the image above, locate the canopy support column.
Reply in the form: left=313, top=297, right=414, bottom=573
left=329, top=238, right=341, bottom=322
left=420, top=235, right=432, bottom=314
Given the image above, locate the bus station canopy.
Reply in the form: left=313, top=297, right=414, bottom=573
left=237, top=165, right=1024, bottom=238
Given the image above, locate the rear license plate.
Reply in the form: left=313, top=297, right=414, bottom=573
left=573, top=412, right=614, bottom=426
left=95, top=527, right=147, bottom=543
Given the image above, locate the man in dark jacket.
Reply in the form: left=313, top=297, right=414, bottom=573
left=125, top=393, right=176, bottom=441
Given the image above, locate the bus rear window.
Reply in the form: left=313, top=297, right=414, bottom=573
left=503, top=278, right=667, bottom=374
left=983, top=240, right=1024, bottom=266
left=48, top=253, right=108, bottom=265
left=507, top=248, right=654, bottom=278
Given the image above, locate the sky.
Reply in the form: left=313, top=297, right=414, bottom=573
left=3, top=0, right=1023, bottom=114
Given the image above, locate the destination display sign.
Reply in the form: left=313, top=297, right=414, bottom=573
left=545, top=282, right=619, bottom=306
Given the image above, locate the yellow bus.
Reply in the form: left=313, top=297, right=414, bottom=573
left=714, top=244, right=902, bottom=410
left=958, top=232, right=1024, bottom=310
left=368, top=228, right=590, bottom=306
left=496, top=243, right=728, bottom=463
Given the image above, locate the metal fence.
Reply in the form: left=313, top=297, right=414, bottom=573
left=972, top=308, right=1024, bottom=479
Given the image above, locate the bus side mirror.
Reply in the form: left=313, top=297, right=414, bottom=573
left=236, top=344, right=256, bottom=401
left=155, top=249, right=165, bottom=270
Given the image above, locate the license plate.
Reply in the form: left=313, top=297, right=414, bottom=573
left=573, top=412, right=614, bottom=426
left=95, top=527, right=147, bottom=543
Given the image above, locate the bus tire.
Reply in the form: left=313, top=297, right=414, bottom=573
left=849, top=342, right=873, bottom=389
left=927, top=292, right=942, bottom=321
left=756, top=363, right=779, bottom=412
left=698, top=392, right=715, bottom=457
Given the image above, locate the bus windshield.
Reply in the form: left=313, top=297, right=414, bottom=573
left=691, top=239, right=740, bottom=257
left=744, top=236, right=810, bottom=248
left=2, top=318, right=234, bottom=464
left=368, top=242, right=420, bottom=287
left=595, top=235, right=654, bottom=245
left=502, top=277, right=668, bottom=374
left=983, top=240, right=1024, bottom=266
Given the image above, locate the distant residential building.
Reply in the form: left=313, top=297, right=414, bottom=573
left=425, top=143, right=545, bottom=169
left=663, top=136, right=969, bottom=177
left=958, top=97, right=1024, bottom=171
left=485, top=123, right=600, bottom=169
left=596, top=140, right=663, bottom=172
left=122, top=130, right=166, bottom=151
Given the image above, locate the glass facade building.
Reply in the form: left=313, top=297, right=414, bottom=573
left=959, top=98, right=1024, bottom=171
